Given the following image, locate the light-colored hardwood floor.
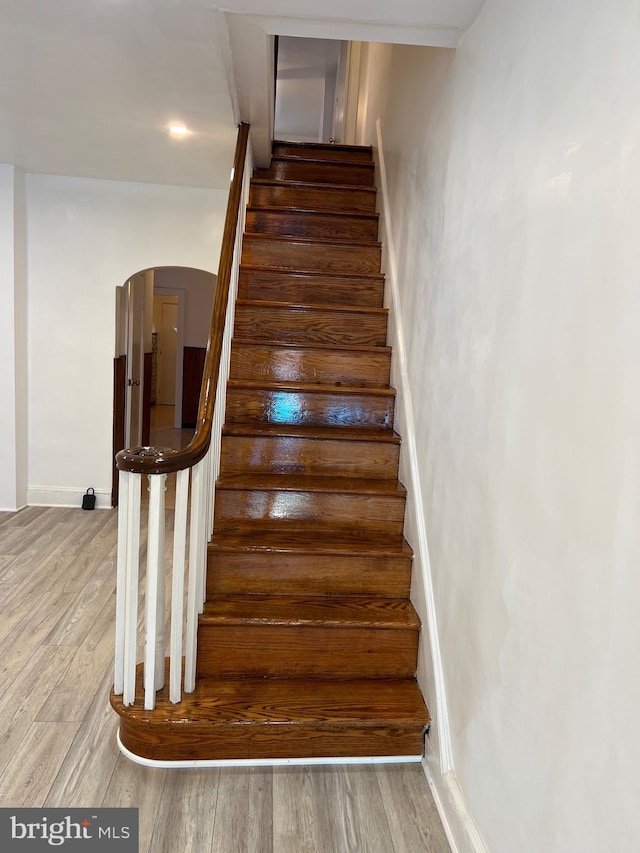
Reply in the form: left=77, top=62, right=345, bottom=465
left=0, top=505, right=450, bottom=853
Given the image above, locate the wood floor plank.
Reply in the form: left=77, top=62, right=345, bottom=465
left=102, top=756, right=168, bottom=853
left=149, top=769, right=220, bottom=853
left=0, top=645, right=76, bottom=771
left=323, top=765, right=396, bottom=853
left=0, top=590, right=71, bottom=687
left=0, top=520, right=74, bottom=579
left=44, top=668, right=120, bottom=808
left=0, top=551, right=78, bottom=645
left=0, top=721, right=80, bottom=807
left=376, top=763, right=452, bottom=853
left=37, top=595, right=116, bottom=722
left=272, top=766, right=335, bottom=853
left=60, top=523, right=119, bottom=592
left=211, top=767, right=273, bottom=853
left=43, top=558, right=116, bottom=647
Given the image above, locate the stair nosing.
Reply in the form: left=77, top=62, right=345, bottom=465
left=239, top=264, right=384, bottom=282
left=114, top=673, right=427, bottom=728
left=265, top=155, right=375, bottom=169
left=235, top=299, right=388, bottom=316
left=231, top=338, right=391, bottom=355
left=227, top=379, right=395, bottom=397
left=215, top=473, right=407, bottom=496
left=221, top=422, right=399, bottom=443
left=201, top=594, right=419, bottom=629
left=209, top=529, right=412, bottom=556
left=243, top=232, right=381, bottom=250
left=246, top=205, right=379, bottom=221
left=250, top=178, right=377, bottom=194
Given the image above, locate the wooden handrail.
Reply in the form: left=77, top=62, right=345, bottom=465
left=116, top=122, right=250, bottom=476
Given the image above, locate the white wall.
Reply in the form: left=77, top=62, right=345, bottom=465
left=0, top=166, right=27, bottom=511
left=356, top=1, right=640, bottom=850
left=26, top=174, right=228, bottom=507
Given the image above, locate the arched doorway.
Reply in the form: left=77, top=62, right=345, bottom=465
left=112, top=266, right=216, bottom=506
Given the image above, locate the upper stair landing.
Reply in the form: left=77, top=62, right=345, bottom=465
left=255, top=145, right=375, bottom=187
left=272, top=140, right=374, bottom=163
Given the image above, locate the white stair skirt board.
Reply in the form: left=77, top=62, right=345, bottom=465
left=373, top=121, right=453, bottom=771
left=117, top=733, right=423, bottom=769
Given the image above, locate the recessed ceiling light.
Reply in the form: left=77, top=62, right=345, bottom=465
left=169, top=124, right=190, bottom=137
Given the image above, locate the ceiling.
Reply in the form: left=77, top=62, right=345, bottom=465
left=0, top=0, right=485, bottom=189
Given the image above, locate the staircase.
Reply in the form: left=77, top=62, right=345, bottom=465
left=113, top=140, right=430, bottom=763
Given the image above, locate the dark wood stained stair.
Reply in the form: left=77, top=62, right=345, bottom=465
left=112, top=139, right=429, bottom=762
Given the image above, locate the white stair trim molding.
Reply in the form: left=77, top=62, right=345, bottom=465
left=374, top=117, right=454, bottom=774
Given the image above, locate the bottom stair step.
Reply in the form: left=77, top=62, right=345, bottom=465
left=112, top=672, right=429, bottom=762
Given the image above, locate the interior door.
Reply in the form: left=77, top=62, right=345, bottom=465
left=156, top=297, right=179, bottom=405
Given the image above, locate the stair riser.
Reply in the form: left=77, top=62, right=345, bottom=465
left=225, top=388, right=395, bottom=430
left=242, top=235, right=381, bottom=275
left=197, top=625, right=418, bottom=679
left=272, top=142, right=373, bottom=163
left=214, top=489, right=406, bottom=536
left=246, top=209, right=378, bottom=242
left=249, top=183, right=377, bottom=214
left=258, top=160, right=375, bottom=186
left=219, top=434, right=399, bottom=479
left=233, top=305, right=387, bottom=347
left=238, top=269, right=384, bottom=307
left=207, top=551, right=412, bottom=597
left=229, top=342, right=391, bottom=387
left=118, top=720, right=424, bottom=762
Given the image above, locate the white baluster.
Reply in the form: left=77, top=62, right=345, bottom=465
left=185, top=458, right=205, bottom=693
left=114, top=470, right=129, bottom=696
left=169, top=468, right=189, bottom=703
left=122, top=472, right=141, bottom=707
left=144, top=473, right=166, bottom=710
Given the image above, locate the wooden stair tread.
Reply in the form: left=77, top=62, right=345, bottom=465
left=251, top=178, right=377, bottom=195
left=201, top=594, right=420, bottom=629
left=273, top=140, right=374, bottom=158
left=235, top=298, right=388, bottom=317
left=264, top=154, right=375, bottom=169
left=239, top=264, right=384, bottom=282
left=246, top=205, right=378, bottom=221
left=243, top=232, right=381, bottom=249
left=216, top=473, right=406, bottom=496
left=231, top=338, right=391, bottom=356
left=112, top=675, right=427, bottom=728
left=222, top=422, right=399, bottom=443
left=209, top=528, right=412, bottom=556
left=227, top=378, right=395, bottom=397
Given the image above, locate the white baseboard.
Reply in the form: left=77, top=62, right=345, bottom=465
left=423, top=758, right=490, bottom=853
left=26, top=486, right=112, bottom=509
